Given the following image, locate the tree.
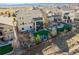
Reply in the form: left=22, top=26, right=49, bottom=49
left=12, top=13, right=16, bottom=17
left=8, top=13, right=11, bottom=17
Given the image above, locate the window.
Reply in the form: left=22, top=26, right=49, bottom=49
left=19, top=17, right=21, bottom=19
left=22, top=22, right=24, bottom=25
left=30, top=26, right=32, bottom=28
left=22, top=28, right=24, bottom=30
left=68, top=16, right=70, bottom=19
left=36, top=21, right=43, bottom=31
left=0, top=31, right=2, bottom=36
left=10, top=29, right=12, bottom=31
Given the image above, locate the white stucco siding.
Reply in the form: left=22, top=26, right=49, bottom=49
left=16, top=10, right=42, bottom=26
left=69, top=13, right=75, bottom=22
left=75, top=11, right=79, bottom=19
left=17, top=18, right=33, bottom=25
left=16, top=10, right=43, bottom=32
left=18, top=24, right=33, bottom=32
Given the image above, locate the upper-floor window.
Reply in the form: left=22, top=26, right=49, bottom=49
left=19, top=17, right=24, bottom=20
left=22, top=22, right=24, bottom=25
left=22, top=28, right=24, bottom=30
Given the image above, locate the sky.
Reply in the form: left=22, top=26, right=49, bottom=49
left=0, top=0, right=79, bottom=3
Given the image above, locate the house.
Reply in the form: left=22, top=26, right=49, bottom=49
left=62, top=11, right=75, bottom=23
left=0, top=16, right=14, bottom=41
left=46, top=7, right=63, bottom=22
left=48, top=12, right=62, bottom=22
left=15, top=10, right=43, bottom=32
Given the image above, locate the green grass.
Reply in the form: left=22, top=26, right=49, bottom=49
left=34, top=29, right=49, bottom=37
left=0, top=44, right=13, bottom=55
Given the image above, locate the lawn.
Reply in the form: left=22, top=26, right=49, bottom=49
left=0, top=44, right=13, bottom=55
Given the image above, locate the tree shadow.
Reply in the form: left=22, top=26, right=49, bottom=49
left=24, top=31, right=77, bottom=55
left=54, top=31, right=76, bottom=52
left=19, top=30, right=77, bottom=55
left=25, top=41, right=52, bottom=55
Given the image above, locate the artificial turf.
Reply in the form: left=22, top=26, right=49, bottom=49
left=0, top=44, right=13, bottom=55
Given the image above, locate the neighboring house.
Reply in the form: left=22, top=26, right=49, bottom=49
left=0, top=23, right=14, bottom=41
left=47, top=8, right=63, bottom=22
left=62, top=11, right=75, bottom=23
left=15, top=10, right=43, bottom=32
left=0, top=16, right=14, bottom=41
left=48, top=13, right=62, bottom=22
left=33, top=17, right=43, bottom=32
